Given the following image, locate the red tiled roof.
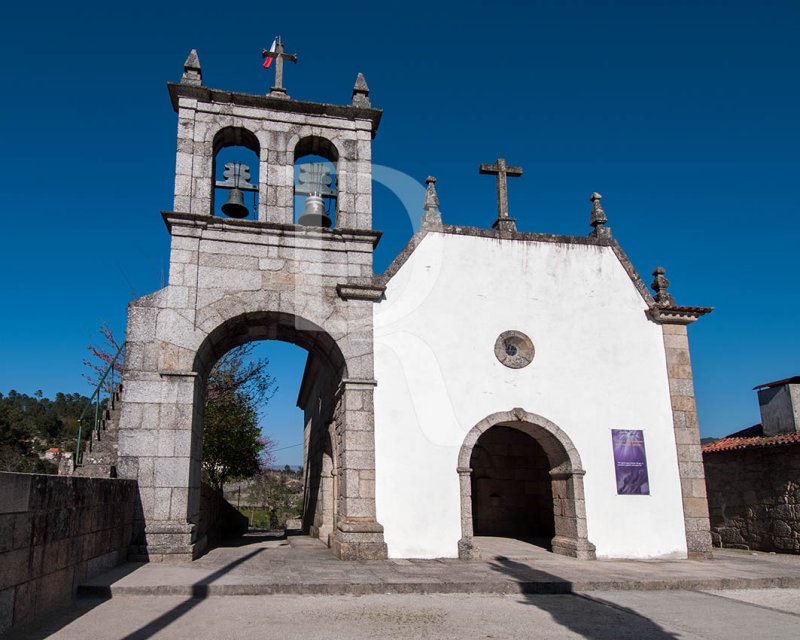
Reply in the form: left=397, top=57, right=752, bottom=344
left=725, top=424, right=763, bottom=438
left=702, top=432, right=800, bottom=453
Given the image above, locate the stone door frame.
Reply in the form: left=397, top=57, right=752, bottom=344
left=457, top=408, right=596, bottom=560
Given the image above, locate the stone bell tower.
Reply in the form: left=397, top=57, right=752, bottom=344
left=117, top=48, right=388, bottom=560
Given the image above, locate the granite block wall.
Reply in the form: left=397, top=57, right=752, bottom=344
left=704, top=445, right=800, bottom=553
left=196, top=482, right=248, bottom=550
left=0, top=472, right=137, bottom=634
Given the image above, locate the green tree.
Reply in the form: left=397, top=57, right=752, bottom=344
left=202, top=392, right=262, bottom=490
left=0, top=389, right=91, bottom=473
left=201, top=344, right=277, bottom=490
left=247, top=470, right=304, bottom=529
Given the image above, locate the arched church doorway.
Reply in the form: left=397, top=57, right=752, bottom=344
left=190, top=312, right=344, bottom=553
left=457, top=409, right=596, bottom=560
left=470, top=426, right=555, bottom=543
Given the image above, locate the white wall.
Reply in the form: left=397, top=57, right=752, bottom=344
left=373, top=232, right=687, bottom=559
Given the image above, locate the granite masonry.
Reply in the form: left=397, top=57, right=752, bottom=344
left=704, top=441, right=800, bottom=553
left=703, top=377, right=800, bottom=553
left=647, top=270, right=714, bottom=558
left=116, top=50, right=387, bottom=560
left=0, top=472, right=137, bottom=633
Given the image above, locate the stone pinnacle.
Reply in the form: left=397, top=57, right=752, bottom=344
left=352, top=73, right=370, bottom=107
left=181, top=49, right=202, bottom=86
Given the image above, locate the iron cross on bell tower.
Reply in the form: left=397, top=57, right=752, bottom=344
left=262, top=37, right=297, bottom=98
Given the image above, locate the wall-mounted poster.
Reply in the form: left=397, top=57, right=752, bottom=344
left=611, top=429, right=650, bottom=495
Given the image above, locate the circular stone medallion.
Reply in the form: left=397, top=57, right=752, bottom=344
left=494, top=331, right=535, bottom=369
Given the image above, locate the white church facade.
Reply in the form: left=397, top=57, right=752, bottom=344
left=372, top=230, right=695, bottom=559
left=110, top=49, right=714, bottom=562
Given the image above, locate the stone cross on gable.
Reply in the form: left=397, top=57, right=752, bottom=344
left=263, top=39, right=297, bottom=97
left=479, top=158, right=523, bottom=232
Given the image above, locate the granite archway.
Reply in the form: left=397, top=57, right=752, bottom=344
left=457, top=408, right=596, bottom=559
left=187, top=311, right=345, bottom=551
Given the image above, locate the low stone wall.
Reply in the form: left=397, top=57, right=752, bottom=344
left=0, top=472, right=138, bottom=633
left=703, top=445, right=800, bottom=553
left=196, top=482, right=248, bottom=551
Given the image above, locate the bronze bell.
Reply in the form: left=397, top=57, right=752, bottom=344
left=298, top=194, right=332, bottom=228
left=221, top=188, right=249, bottom=218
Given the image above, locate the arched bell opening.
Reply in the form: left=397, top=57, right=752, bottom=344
left=187, top=311, right=347, bottom=554
left=212, top=126, right=260, bottom=220
left=457, top=410, right=596, bottom=560
left=293, top=136, right=339, bottom=228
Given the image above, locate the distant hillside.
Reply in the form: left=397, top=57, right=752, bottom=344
left=0, top=389, right=92, bottom=473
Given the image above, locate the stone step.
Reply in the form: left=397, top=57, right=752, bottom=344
left=84, top=449, right=117, bottom=464
left=76, top=545, right=800, bottom=598
left=89, top=439, right=118, bottom=452
left=73, top=464, right=116, bottom=478
left=87, top=437, right=118, bottom=450
left=84, top=449, right=118, bottom=464
left=82, top=456, right=116, bottom=467
left=93, top=424, right=119, bottom=442
left=66, top=382, right=124, bottom=479
left=97, top=428, right=120, bottom=439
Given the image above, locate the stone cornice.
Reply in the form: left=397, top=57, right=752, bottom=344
left=333, top=377, right=379, bottom=404
left=336, top=283, right=386, bottom=302
left=647, top=305, right=714, bottom=325
left=340, top=378, right=378, bottom=388
left=161, top=211, right=382, bottom=247
left=158, top=370, right=199, bottom=378
left=167, top=82, right=383, bottom=137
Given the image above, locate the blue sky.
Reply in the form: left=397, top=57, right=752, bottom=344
left=0, top=1, right=798, bottom=465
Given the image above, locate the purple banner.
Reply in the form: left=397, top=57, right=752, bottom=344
left=612, top=429, right=650, bottom=495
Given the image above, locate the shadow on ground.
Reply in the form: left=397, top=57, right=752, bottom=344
left=2, top=562, right=142, bottom=640
left=488, top=555, right=678, bottom=639
left=115, top=546, right=265, bottom=640
left=204, top=528, right=290, bottom=549
left=3, top=535, right=267, bottom=640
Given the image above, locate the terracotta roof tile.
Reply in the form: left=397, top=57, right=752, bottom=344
left=702, top=432, right=800, bottom=453
left=726, top=424, right=764, bottom=438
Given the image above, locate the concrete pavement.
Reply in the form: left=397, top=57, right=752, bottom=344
left=5, top=590, right=800, bottom=639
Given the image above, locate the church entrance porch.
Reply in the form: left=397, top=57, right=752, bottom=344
left=457, top=409, right=596, bottom=560
left=470, top=426, right=555, bottom=548
left=469, top=536, right=558, bottom=560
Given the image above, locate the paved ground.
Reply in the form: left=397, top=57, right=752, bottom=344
left=6, top=589, right=800, bottom=639
left=76, top=533, right=800, bottom=596
left=5, top=534, right=800, bottom=638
